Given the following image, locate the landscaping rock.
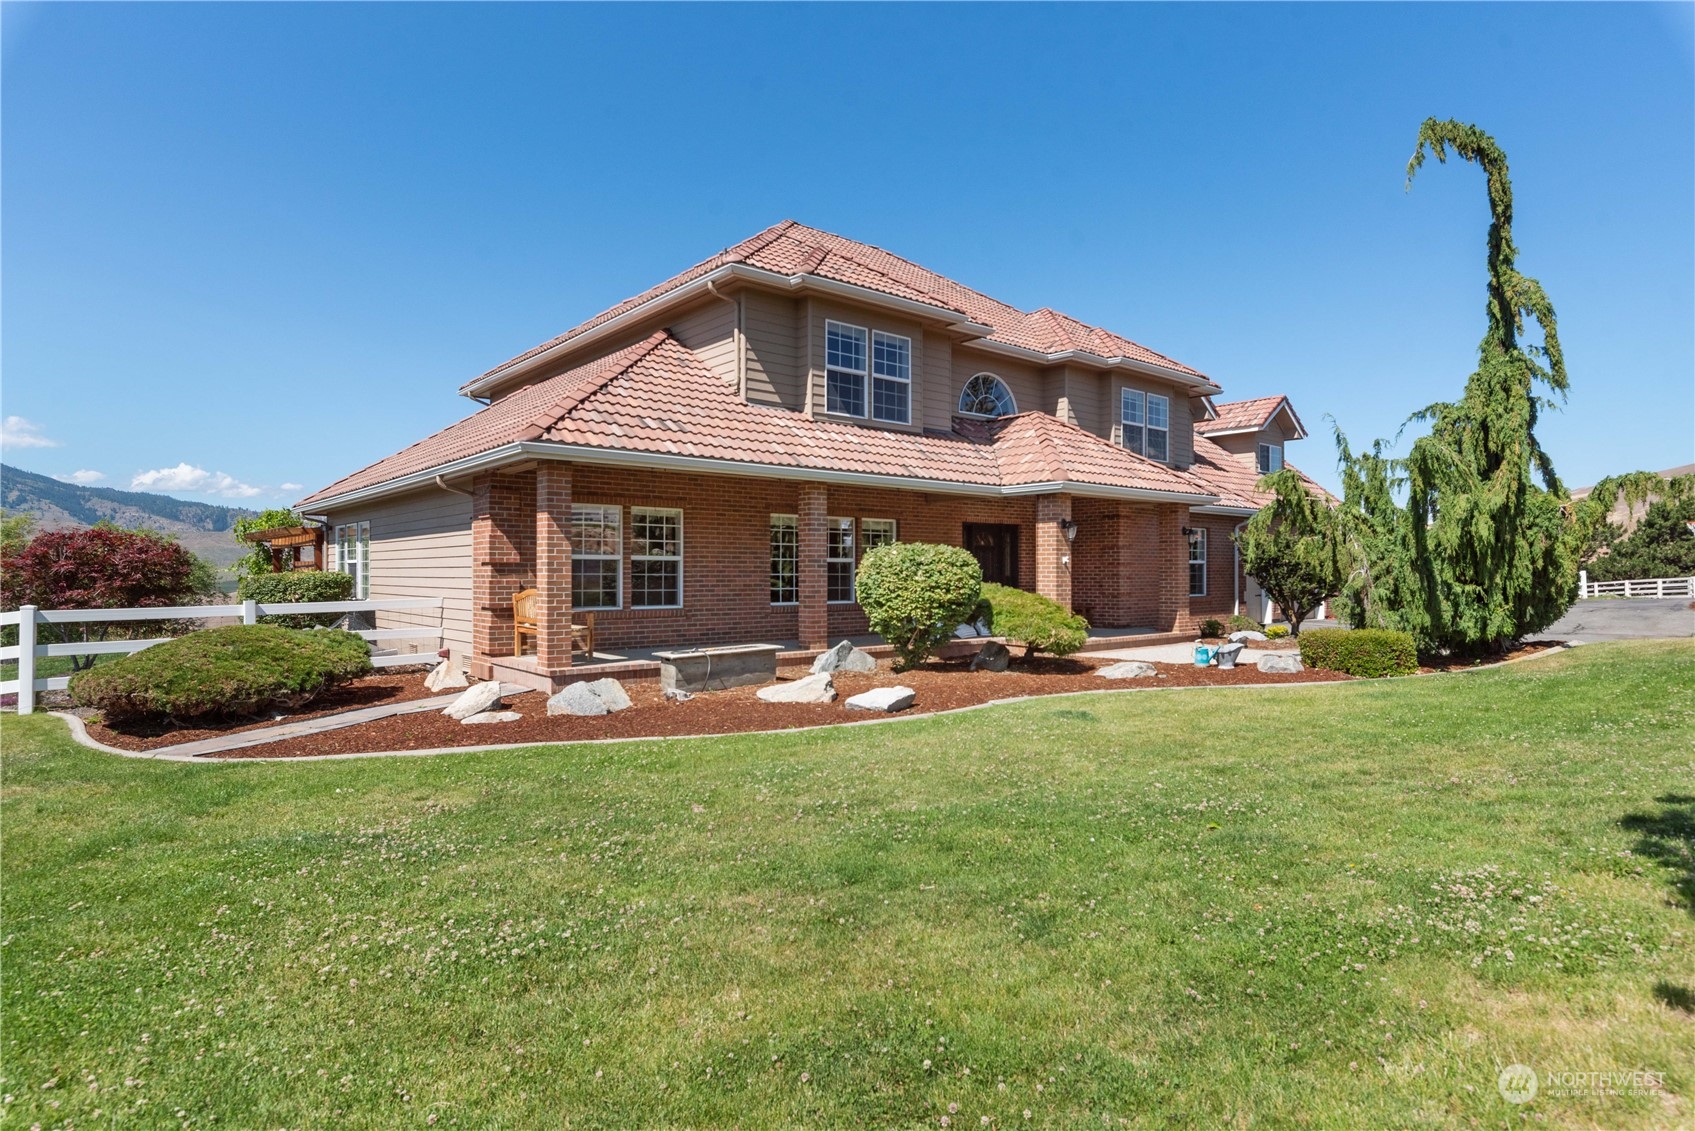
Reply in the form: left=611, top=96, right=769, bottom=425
left=844, top=685, right=916, bottom=713
left=1097, top=661, right=1158, bottom=679
left=970, top=640, right=1011, bottom=672
left=1229, top=630, right=1268, bottom=643
left=1215, top=642, right=1246, bottom=669
left=547, top=683, right=610, bottom=717
left=461, top=710, right=522, bottom=725
left=663, top=688, right=694, bottom=702
left=1257, top=652, right=1304, bottom=674
left=811, top=639, right=877, bottom=675
left=442, top=680, right=505, bottom=720
left=424, top=659, right=469, bottom=692
left=756, top=673, right=836, bottom=704
left=952, top=619, right=992, bottom=639
left=579, top=678, right=632, bottom=712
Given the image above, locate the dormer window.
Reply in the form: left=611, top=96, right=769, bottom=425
left=1257, top=443, right=1284, bottom=474
left=1121, top=389, right=1170, bottom=463
left=825, top=321, right=867, bottom=417
left=958, top=373, right=1017, bottom=418
left=826, top=321, right=911, bottom=424
left=871, top=331, right=911, bottom=424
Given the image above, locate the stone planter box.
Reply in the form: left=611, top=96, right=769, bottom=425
left=655, top=644, right=782, bottom=693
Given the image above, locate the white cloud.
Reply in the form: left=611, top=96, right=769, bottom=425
left=1, top=416, right=60, bottom=449
left=131, top=463, right=264, bottom=499
left=279, top=482, right=303, bottom=492
left=54, top=469, right=107, bottom=486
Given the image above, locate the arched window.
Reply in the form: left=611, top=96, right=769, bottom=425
left=958, top=373, right=1017, bottom=418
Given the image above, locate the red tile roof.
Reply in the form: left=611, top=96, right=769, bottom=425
left=1194, top=395, right=1305, bottom=437
left=468, top=220, right=1210, bottom=392
left=1187, top=433, right=1329, bottom=510
left=302, top=332, right=1218, bottom=507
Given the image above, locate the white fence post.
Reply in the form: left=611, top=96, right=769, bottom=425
left=16, top=605, right=36, bottom=716
left=1578, top=569, right=1588, bottom=599
left=242, top=600, right=258, bottom=626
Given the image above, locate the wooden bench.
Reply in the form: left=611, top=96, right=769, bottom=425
left=512, top=588, right=595, bottom=659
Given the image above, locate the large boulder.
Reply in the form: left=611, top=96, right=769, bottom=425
left=969, top=640, right=1011, bottom=672
left=443, top=680, right=505, bottom=720
left=1098, top=661, right=1157, bottom=679
left=1229, top=630, right=1268, bottom=643
left=811, top=640, right=878, bottom=675
left=461, top=710, right=522, bottom=725
left=845, top=686, right=916, bottom=713
left=1257, top=652, right=1304, bottom=674
left=580, top=678, right=632, bottom=712
left=547, top=683, right=610, bottom=717
left=756, top=673, right=837, bottom=704
left=425, top=658, right=469, bottom=692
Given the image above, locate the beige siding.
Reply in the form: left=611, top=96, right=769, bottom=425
left=802, top=299, right=926, bottom=433
left=671, top=298, right=738, bottom=387
left=329, top=487, right=473, bottom=661
left=743, top=289, right=804, bottom=409
left=919, top=331, right=955, bottom=428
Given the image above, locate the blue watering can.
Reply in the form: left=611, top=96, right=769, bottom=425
left=1194, top=643, right=1217, bottom=667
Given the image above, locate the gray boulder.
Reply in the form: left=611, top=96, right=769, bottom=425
left=547, top=682, right=611, bottom=717
left=1098, top=661, right=1157, bottom=679
left=461, top=710, right=523, bottom=725
left=757, top=672, right=837, bottom=704
left=663, top=688, right=694, bottom=702
left=811, top=640, right=877, bottom=675
left=580, top=678, right=632, bottom=712
left=1229, top=630, right=1268, bottom=643
left=970, top=640, right=1011, bottom=672
left=424, top=658, right=469, bottom=692
left=844, top=685, right=916, bottom=713
left=442, top=680, right=505, bottom=720
left=1257, top=652, right=1304, bottom=674
left=952, top=619, right=992, bottom=639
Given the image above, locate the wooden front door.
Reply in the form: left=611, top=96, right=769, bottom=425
left=963, top=523, right=1019, bottom=587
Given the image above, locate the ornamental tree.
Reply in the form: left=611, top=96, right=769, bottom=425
left=855, top=542, right=983, bottom=671
left=1237, top=468, right=1349, bottom=638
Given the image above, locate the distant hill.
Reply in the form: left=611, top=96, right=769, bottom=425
left=1, top=464, right=260, bottom=567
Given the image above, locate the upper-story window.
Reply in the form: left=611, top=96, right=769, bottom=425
left=958, top=373, right=1017, bottom=418
left=1120, top=389, right=1170, bottom=462
left=1257, top=443, right=1284, bottom=474
left=871, top=331, right=912, bottom=424
left=826, top=321, right=868, bottom=417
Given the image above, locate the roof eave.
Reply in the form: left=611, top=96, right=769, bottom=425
left=964, top=339, right=1221, bottom=394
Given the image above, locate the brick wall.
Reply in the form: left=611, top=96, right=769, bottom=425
left=1070, top=498, right=1194, bottom=633
left=1186, top=512, right=1248, bottom=621
left=471, top=470, right=535, bottom=660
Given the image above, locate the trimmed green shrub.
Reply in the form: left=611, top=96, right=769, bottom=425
left=979, top=582, right=1089, bottom=658
left=856, top=542, right=983, bottom=672
left=69, top=624, right=372, bottom=725
left=1199, top=618, right=1225, bottom=639
left=1298, top=627, right=1418, bottom=678
left=1228, top=614, right=1263, bottom=633
left=1265, top=625, right=1291, bottom=640
left=238, top=570, right=355, bottom=628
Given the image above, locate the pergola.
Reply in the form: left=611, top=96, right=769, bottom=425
left=241, top=525, right=326, bottom=572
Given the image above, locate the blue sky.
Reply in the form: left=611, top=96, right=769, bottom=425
left=3, top=2, right=1690, bottom=504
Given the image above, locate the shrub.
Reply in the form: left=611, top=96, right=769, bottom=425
left=70, top=624, right=372, bottom=725
left=1265, top=625, right=1291, bottom=639
left=1227, top=614, right=1263, bottom=633
left=979, top=582, right=1089, bottom=658
left=1199, top=618, right=1225, bottom=639
left=856, top=542, right=983, bottom=671
left=1298, top=627, right=1418, bottom=678
left=238, top=570, right=356, bottom=628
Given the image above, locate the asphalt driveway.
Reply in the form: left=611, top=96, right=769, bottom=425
left=1546, top=597, right=1695, bottom=643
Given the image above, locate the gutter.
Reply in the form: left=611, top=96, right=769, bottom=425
left=301, top=440, right=1221, bottom=513
left=965, top=338, right=1222, bottom=394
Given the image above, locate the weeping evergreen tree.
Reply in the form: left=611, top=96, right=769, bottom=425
left=1339, top=120, right=1583, bottom=656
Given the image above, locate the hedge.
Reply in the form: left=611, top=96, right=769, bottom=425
left=237, top=570, right=355, bottom=628
left=69, top=624, right=372, bottom=725
left=979, top=582, right=1089, bottom=657
left=856, top=542, right=983, bottom=671
left=1298, top=628, right=1419, bottom=678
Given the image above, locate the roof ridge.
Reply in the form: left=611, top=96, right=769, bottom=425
left=516, top=331, right=672, bottom=441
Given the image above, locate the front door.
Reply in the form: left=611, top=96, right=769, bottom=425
left=963, top=523, right=1019, bottom=587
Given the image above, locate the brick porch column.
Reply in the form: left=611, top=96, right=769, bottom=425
left=534, top=462, right=574, bottom=671
left=1034, top=493, right=1073, bottom=612
left=797, top=482, right=829, bottom=650
left=1154, top=504, right=1192, bottom=633
left=471, top=470, right=533, bottom=674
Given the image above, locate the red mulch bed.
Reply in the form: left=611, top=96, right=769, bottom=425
left=207, top=655, right=1351, bottom=760
left=84, top=668, right=441, bottom=752
left=1417, top=638, right=1565, bottom=673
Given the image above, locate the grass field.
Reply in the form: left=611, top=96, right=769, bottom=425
left=3, top=640, right=1692, bottom=1129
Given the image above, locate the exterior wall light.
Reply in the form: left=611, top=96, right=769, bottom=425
left=1058, top=518, right=1079, bottom=543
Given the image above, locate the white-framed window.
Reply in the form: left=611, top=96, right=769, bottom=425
left=958, top=373, right=1017, bottom=418
left=825, top=320, right=868, bottom=417
left=1188, top=527, right=1207, bottom=597
left=870, top=331, right=912, bottom=424
left=826, top=517, right=856, bottom=603
left=630, top=507, right=682, bottom=609
left=770, top=515, right=798, bottom=605
left=1257, top=443, right=1284, bottom=475
left=334, top=521, right=370, bottom=600
left=1120, top=389, right=1171, bottom=462
left=861, top=518, right=897, bottom=552
left=571, top=504, right=622, bottom=611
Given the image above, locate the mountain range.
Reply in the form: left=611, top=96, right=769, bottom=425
left=1, top=464, right=260, bottom=566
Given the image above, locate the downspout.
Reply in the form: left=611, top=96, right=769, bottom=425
left=1231, top=520, right=1249, bottom=618
left=435, top=475, right=472, bottom=497
left=704, top=279, right=743, bottom=398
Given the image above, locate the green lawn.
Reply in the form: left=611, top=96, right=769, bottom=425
left=3, top=641, right=1692, bottom=1129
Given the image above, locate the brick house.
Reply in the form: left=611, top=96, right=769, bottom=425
left=299, top=221, right=1323, bottom=686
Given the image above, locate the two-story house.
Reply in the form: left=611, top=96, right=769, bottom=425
left=299, top=221, right=1323, bottom=687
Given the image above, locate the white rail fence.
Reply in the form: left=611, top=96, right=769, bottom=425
left=1576, top=571, right=1695, bottom=600
left=1, top=599, right=444, bottom=716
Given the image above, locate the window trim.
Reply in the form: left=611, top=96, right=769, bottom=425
left=1257, top=442, right=1284, bottom=475
left=629, top=506, right=683, bottom=610
left=570, top=503, right=623, bottom=612
left=1146, top=392, right=1170, bottom=463
left=870, top=330, right=912, bottom=424
left=769, top=514, right=799, bottom=606
left=826, top=515, right=856, bottom=604
left=1188, top=527, right=1207, bottom=597
left=958, top=372, right=1018, bottom=419
left=1120, top=388, right=1172, bottom=464
left=824, top=320, right=869, bottom=419
left=334, top=521, right=370, bottom=600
